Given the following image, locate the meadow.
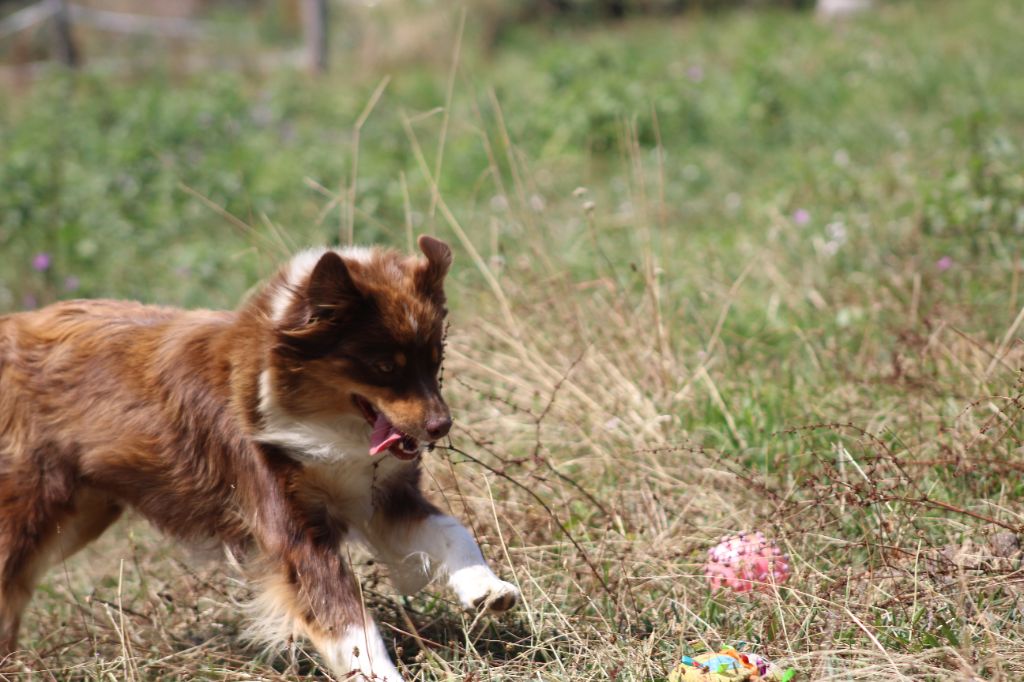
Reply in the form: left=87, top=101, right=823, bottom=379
left=2, top=0, right=1024, bottom=679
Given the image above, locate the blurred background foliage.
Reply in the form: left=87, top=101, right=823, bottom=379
left=1, top=0, right=1020, bottom=317
left=0, top=0, right=1019, bottom=382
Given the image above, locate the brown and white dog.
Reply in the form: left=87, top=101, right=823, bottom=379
left=0, top=236, right=518, bottom=680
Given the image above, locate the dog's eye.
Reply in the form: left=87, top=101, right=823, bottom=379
left=374, top=360, right=396, bottom=374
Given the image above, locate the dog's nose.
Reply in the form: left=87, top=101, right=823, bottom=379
left=425, top=415, right=452, bottom=440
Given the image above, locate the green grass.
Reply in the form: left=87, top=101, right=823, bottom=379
left=3, top=0, right=1024, bottom=679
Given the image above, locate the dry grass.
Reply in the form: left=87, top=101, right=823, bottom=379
left=10, top=176, right=1024, bottom=681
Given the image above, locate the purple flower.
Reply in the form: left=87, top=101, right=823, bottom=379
left=687, top=65, right=704, bottom=83
left=792, top=209, right=811, bottom=226
left=936, top=256, right=953, bottom=272
left=32, top=252, right=51, bottom=272
left=22, top=293, right=37, bottom=310
left=64, top=275, right=80, bottom=292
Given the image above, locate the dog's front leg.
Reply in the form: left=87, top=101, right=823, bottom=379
left=413, top=513, right=520, bottom=612
left=244, top=463, right=404, bottom=680
left=367, top=481, right=519, bottom=613
left=249, top=540, right=404, bottom=682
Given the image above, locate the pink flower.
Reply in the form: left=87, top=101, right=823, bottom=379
left=64, top=276, right=80, bottom=292
left=705, top=531, right=790, bottom=593
left=32, top=252, right=51, bottom=272
left=687, top=65, right=704, bottom=83
left=936, top=256, right=953, bottom=272
left=792, top=209, right=810, bottom=226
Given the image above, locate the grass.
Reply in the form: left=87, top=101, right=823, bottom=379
left=3, top=0, right=1024, bottom=679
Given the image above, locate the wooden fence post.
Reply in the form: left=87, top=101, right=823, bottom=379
left=52, top=0, right=80, bottom=67
left=302, top=0, right=328, bottom=73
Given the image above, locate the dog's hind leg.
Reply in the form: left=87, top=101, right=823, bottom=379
left=0, top=486, right=122, bottom=658
left=49, top=488, right=123, bottom=565
left=0, top=572, right=32, bottom=656
left=0, top=487, right=62, bottom=656
left=0, top=444, right=121, bottom=654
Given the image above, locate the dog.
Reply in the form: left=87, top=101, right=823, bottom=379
left=0, top=235, right=518, bottom=680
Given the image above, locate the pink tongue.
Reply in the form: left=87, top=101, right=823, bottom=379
left=369, top=413, right=403, bottom=456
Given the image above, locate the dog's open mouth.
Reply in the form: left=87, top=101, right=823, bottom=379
left=353, top=395, right=420, bottom=460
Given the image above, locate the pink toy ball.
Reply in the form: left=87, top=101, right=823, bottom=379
left=705, top=531, right=790, bottom=593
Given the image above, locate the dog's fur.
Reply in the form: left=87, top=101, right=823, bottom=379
left=0, top=236, right=517, bottom=680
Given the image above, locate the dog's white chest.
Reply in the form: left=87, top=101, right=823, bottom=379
left=304, top=453, right=408, bottom=525
left=254, top=369, right=417, bottom=525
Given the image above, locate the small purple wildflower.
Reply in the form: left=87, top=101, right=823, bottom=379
left=687, top=65, right=704, bottom=83
left=936, top=256, right=953, bottom=272
left=32, top=252, right=52, bottom=272
left=64, top=275, right=80, bottom=292
left=792, top=209, right=811, bottom=226
left=22, top=294, right=37, bottom=310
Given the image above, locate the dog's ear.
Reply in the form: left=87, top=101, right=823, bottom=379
left=280, top=252, right=362, bottom=347
left=416, top=235, right=452, bottom=303
left=306, top=250, right=362, bottom=319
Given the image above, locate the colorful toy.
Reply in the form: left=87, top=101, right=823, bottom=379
left=668, top=648, right=794, bottom=682
left=704, top=532, right=790, bottom=593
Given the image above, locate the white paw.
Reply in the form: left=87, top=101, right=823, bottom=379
left=449, top=566, right=520, bottom=613
left=327, top=627, right=405, bottom=682
left=351, top=670, right=404, bottom=682
left=344, top=658, right=405, bottom=682
left=472, top=579, right=519, bottom=613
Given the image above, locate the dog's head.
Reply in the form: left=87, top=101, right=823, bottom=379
left=266, top=235, right=453, bottom=460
